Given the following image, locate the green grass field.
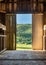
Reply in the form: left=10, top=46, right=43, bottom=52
left=16, top=43, right=32, bottom=50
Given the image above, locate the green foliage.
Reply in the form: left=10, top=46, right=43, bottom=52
left=16, top=24, right=32, bottom=45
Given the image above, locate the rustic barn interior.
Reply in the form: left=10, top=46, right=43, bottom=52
left=0, top=0, right=46, bottom=65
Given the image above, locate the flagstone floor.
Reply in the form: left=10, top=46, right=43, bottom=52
left=0, top=50, right=46, bottom=65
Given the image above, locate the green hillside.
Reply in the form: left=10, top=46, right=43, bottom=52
left=16, top=24, right=32, bottom=50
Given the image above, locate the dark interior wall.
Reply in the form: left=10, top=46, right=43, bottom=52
left=43, top=0, right=46, bottom=25
left=43, top=14, right=46, bottom=25
left=0, top=13, right=6, bottom=51
left=0, top=28, right=4, bottom=51
left=0, top=28, right=4, bottom=34
left=43, top=1, right=46, bottom=13
left=0, top=0, right=44, bottom=13
left=0, top=13, right=5, bottom=25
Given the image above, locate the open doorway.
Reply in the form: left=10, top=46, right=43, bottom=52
left=16, top=14, right=32, bottom=50
left=6, top=14, right=43, bottom=50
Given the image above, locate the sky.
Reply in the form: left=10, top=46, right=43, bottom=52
left=16, top=14, right=32, bottom=24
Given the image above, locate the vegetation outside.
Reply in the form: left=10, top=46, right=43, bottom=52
left=16, top=24, right=32, bottom=50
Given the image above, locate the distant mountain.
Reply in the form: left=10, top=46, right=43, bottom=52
left=16, top=24, right=32, bottom=44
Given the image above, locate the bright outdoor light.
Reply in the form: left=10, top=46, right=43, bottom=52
left=44, top=25, right=46, bottom=30
left=43, top=25, right=46, bottom=50
left=44, top=25, right=46, bottom=35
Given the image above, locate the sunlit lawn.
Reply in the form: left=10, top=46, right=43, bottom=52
left=16, top=43, right=32, bottom=50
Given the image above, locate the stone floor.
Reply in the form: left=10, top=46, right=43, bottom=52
left=0, top=50, right=46, bottom=65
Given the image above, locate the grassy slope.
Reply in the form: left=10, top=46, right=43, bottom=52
left=16, top=24, right=32, bottom=33
left=16, top=24, right=32, bottom=50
